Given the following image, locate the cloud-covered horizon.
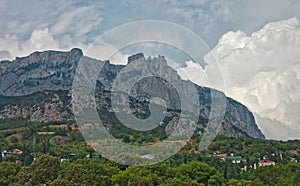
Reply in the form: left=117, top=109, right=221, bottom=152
left=178, top=17, right=300, bottom=140
left=2, top=0, right=300, bottom=60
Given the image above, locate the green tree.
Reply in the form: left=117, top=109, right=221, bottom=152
left=50, top=163, right=89, bottom=186
left=163, top=176, right=198, bottom=186
left=0, top=161, right=21, bottom=186
left=249, top=163, right=300, bottom=186
left=66, top=159, right=120, bottom=185
left=17, top=155, right=61, bottom=186
left=112, top=165, right=161, bottom=186
left=122, top=135, right=131, bottom=143
left=175, top=161, right=224, bottom=185
left=227, top=178, right=242, bottom=186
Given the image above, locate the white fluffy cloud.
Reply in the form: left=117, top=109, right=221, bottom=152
left=177, top=60, right=210, bottom=86
left=79, top=38, right=129, bottom=65
left=0, top=1, right=104, bottom=60
left=0, top=28, right=61, bottom=60
left=26, top=28, right=60, bottom=52
left=2, top=0, right=300, bottom=61
left=178, top=17, right=300, bottom=140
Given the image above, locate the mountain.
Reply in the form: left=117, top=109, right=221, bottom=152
left=0, top=49, right=265, bottom=139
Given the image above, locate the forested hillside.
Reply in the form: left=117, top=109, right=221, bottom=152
left=0, top=120, right=299, bottom=185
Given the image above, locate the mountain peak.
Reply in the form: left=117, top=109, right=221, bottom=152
left=70, top=48, right=83, bottom=56
left=0, top=49, right=265, bottom=139
left=0, top=48, right=83, bottom=96
left=127, top=53, right=145, bottom=64
left=13, top=48, right=83, bottom=62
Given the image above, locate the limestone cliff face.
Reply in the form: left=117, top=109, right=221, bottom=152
left=0, top=48, right=82, bottom=96
left=0, top=91, right=72, bottom=122
left=0, top=49, right=265, bottom=139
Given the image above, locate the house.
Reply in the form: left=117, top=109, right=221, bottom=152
left=241, top=165, right=247, bottom=171
left=248, top=163, right=257, bottom=170
left=258, top=159, right=275, bottom=167
left=290, top=158, right=298, bottom=163
left=60, top=158, right=68, bottom=163
left=69, top=153, right=76, bottom=158
left=1, top=150, right=12, bottom=158
left=15, top=159, right=22, bottom=164
left=2, top=149, right=23, bottom=158
left=212, top=153, right=227, bottom=161
left=12, top=148, right=23, bottom=155
left=226, top=156, right=242, bottom=164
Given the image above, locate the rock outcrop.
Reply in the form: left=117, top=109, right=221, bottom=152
left=0, top=49, right=265, bottom=139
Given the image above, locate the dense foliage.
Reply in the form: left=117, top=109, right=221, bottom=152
left=0, top=155, right=299, bottom=186
left=0, top=120, right=299, bottom=185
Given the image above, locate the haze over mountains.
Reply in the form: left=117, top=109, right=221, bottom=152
left=0, top=48, right=264, bottom=140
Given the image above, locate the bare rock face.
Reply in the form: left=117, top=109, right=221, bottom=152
left=0, top=48, right=83, bottom=96
left=127, top=53, right=145, bottom=64
left=0, top=50, right=265, bottom=139
left=0, top=92, right=72, bottom=122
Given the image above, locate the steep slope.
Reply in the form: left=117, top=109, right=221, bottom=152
left=0, top=49, right=265, bottom=139
left=0, top=48, right=83, bottom=96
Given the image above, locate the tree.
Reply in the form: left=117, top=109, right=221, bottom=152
left=122, top=135, right=131, bottom=143
left=175, top=161, right=224, bottom=185
left=287, top=163, right=300, bottom=185
left=10, top=136, right=19, bottom=143
left=249, top=163, right=299, bottom=186
left=50, top=164, right=89, bottom=186
left=112, top=165, right=161, bottom=186
left=0, top=161, right=21, bottom=186
left=66, top=159, right=120, bottom=185
left=227, top=178, right=243, bottom=186
left=17, top=155, right=61, bottom=185
left=163, top=176, right=198, bottom=186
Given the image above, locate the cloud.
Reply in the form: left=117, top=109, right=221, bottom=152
left=255, top=114, right=300, bottom=141
left=0, top=50, right=11, bottom=60
left=162, top=0, right=232, bottom=26
left=178, top=17, right=300, bottom=140
left=50, top=4, right=104, bottom=46
left=177, top=60, right=209, bottom=86
left=159, top=0, right=300, bottom=47
left=0, top=1, right=104, bottom=60
left=26, top=28, right=60, bottom=51
left=0, top=28, right=61, bottom=60
left=2, top=0, right=300, bottom=60
left=79, top=38, right=129, bottom=65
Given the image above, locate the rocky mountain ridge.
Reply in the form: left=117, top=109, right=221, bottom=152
left=0, top=49, right=265, bottom=139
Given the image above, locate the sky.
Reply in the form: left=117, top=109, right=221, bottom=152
left=0, top=0, right=299, bottom=140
